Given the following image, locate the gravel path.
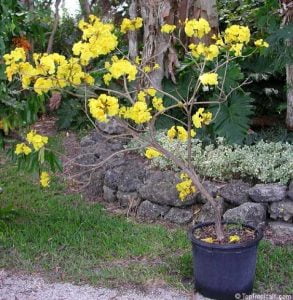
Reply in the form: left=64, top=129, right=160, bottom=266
left=0, top=270, right=191, bottom=300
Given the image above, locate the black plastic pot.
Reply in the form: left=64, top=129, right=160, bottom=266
left=188, top=222, right=263, bottom=300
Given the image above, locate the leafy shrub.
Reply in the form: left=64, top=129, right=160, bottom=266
left=131, top=132, right=293, bottom=184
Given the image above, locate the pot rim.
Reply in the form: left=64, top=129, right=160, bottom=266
left=188, top=222, right=263, bottom=250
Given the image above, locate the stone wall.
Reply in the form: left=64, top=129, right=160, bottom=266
left=74, top=127, right=293, bottom=242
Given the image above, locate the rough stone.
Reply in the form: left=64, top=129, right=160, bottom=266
left=96, top=118, right=125, bottom=135
left=84, top=169, right=105, bottom=198
left=288, top=181, right=293, bottom=201
left=80, top=136, right=96, bottom=147
left=137, top=200, right=170, bottom=219
left=269, top=200, right=293, bottom=222
left=164, top=208, right=193, bottom=224
left=197, top=181, right=222, bottom=204
left=223, top=202, right=266, bottom=228
left=103, top=185, right=117, bottom=202
left=268, top=221, right=293, bottom=242
left=248, top=184, right=287, bottom=203
left=104, top=159, right=147, bottom=193
left=116, top=191, right=141, bottom=208
left=139, top=171, right=197, bottom=207
left=219, top=180, right=252, bottom=206
left=194, top=198, right=226, bottom=223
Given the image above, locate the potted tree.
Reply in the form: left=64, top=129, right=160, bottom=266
left=4, top=14, right=269, bottom=300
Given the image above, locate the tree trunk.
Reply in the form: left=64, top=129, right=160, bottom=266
left=79, top=0, right=91, bottom=19
left=286, top=62, right=293, bottom=129
left=128, top=0, right=138, bottom=60
left=47, top=0, right=61, bottom=53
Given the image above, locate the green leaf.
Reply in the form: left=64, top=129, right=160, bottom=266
left=210, top=91, right=254, bottom=144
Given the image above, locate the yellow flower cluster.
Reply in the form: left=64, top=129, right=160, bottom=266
left=199, top=73, right=218, bottom=86
left=26, top=130, right=49, bottom=151
left=152, top=97, right=165, bottom=111
left=15, top=130, right=48, bottom=155
left=176, top=173, right=196, bottom=201
left=185, top=18, right=211, bottom=38
left=189, top=43, right=219, bottom=61
left=40, top=171, right=50, bottom=188
left=15, top=143, right=32, bottom=155
left=88, top=94, right=119, bottom=123
left=122, top=101, right=152, bottom=124
left=254, top=39, right=269, bottom=48
left=120, top=17, right=143, bottom=33
left=229, top=235, right=240, bottom=243
left=161, top=24, right=176, bottom=34
left=167, top=126, right=195, bottom=142
left=4, top=50, right=94, bottom=94
left=192, top=108, right=213, bottom=128
left=145, top=147, right=162, bottom=159
left=224, top=25, right=250, bottom=56
left=72, top=15, right=118, bottom=65
left=104, top=56, right=138, bottom=85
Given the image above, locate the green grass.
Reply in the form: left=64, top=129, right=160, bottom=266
left=0, top=155, right=292, bottom=294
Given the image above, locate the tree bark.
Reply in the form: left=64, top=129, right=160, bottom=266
left=79, top=0, right=91, bottom=19
left=47, top=0, right=61, bottom=53
left=286, top=62, right=293, bottom=129
left=128, top=0, right=138, bottom=60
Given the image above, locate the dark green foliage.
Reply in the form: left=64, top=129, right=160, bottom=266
left=210, top=91, right=254, bottom=144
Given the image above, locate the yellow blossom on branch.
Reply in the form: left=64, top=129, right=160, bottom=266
left=40, top=171, right=50, bottom=188
left=167, top=126, right=196, bottom=142
left=121, top=17, right=143, bottom=33
left=176, top=173, right=196, bottom=200
left=161, top=24, right=176, bottom=34
left=15, top=143, right=32, bottom=155
left=26, top=130, right=48, bottom=151
left=254, top=39, right=269, bottom=48
left=152, top=97, right=165, bottom=111
left=123, top=102, right=152, bottom=124
left=185, top=18, right=211, bottom=38
left=145, top=147, right=162, bottom=159
left=88, top=94, right=119, bottom=123
left=224, top=25, right=250, bottom=44
left=199, top=73, right=218, bottom=86
left=192, top=108, right=213, bottom=128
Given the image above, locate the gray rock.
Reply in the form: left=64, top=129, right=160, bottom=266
left=103, top=185, right=117, bottom=202
left=288, top=181, right=293, bottom=201
left=223, top=202, right=266, bottom=228
left=116, top=191, right=141, bottom=208
left=197, top=181, right=222, bottom=204
left=248, top=184, right=287, bottom=203
left=138, top=171, right=197, bottom=207
left=104, top=159, right=147, bottom=193
left=164, top=208, right=193, bottom=224
left=269, top=200, right=293, bottom=222
left=219, top=180, right=252, bottom=206
left=80, top=136, right=96, bottom=147
left=84, top=169, right=105, bottom=198
left=194, top=197, right=226, bottom=223
left=268, top=221, right=293, bottom=242
left=96, top=118, right=125, bottom=135
left=137, top=200, right=170, bottom=219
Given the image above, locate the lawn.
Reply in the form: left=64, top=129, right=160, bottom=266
left=0, top=153, right=292, bottom=294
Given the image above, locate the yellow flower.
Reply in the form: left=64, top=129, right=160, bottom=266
left=145, top=147, right=162, bottom=159
left=88, top=94, right=119, bottom=123
left=192, top=108, right=213, bottom=128
left=152, top=97, right=165, bottom=111
left=143, top=66, right=151, bottom=73
left=153, top=64, right=160, bottom=70
left=199, top=73, right=218, bottom=86
left=3, top=47, right=26, bottom=65
left=105, top=57, right=138, bottom=82
left=15, top=143, right=32, bottom=155
left=167, top=126, right=193, bottom=142
left=185, top=18, right=211, bottom=38
left=103, top=73, right=112, bottom=85
left=146, top=88, right=156, bottom=97
left=230, top=43, right=244, bottom=56
left=161, top=24, right=176, bottom=34
left=135, top=56, right=141, bottom=64
left=224, top=25, right=250, bottom=44
left=26, top=130, right=48, bottom=151
left=229, top=235, right=241, bottom=243
left=201, top=237, right=214, bottom=243
left=254, top=39, right=269, bottom=48
left=137, top=91, right=147, bottom=102
left=121, top=17, right=143, bottom=33
left=123, top=102, right=152, bottom=124
left=40, top=171, right=50, bottom=188
left=176, top=173, right=196, bottom=201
